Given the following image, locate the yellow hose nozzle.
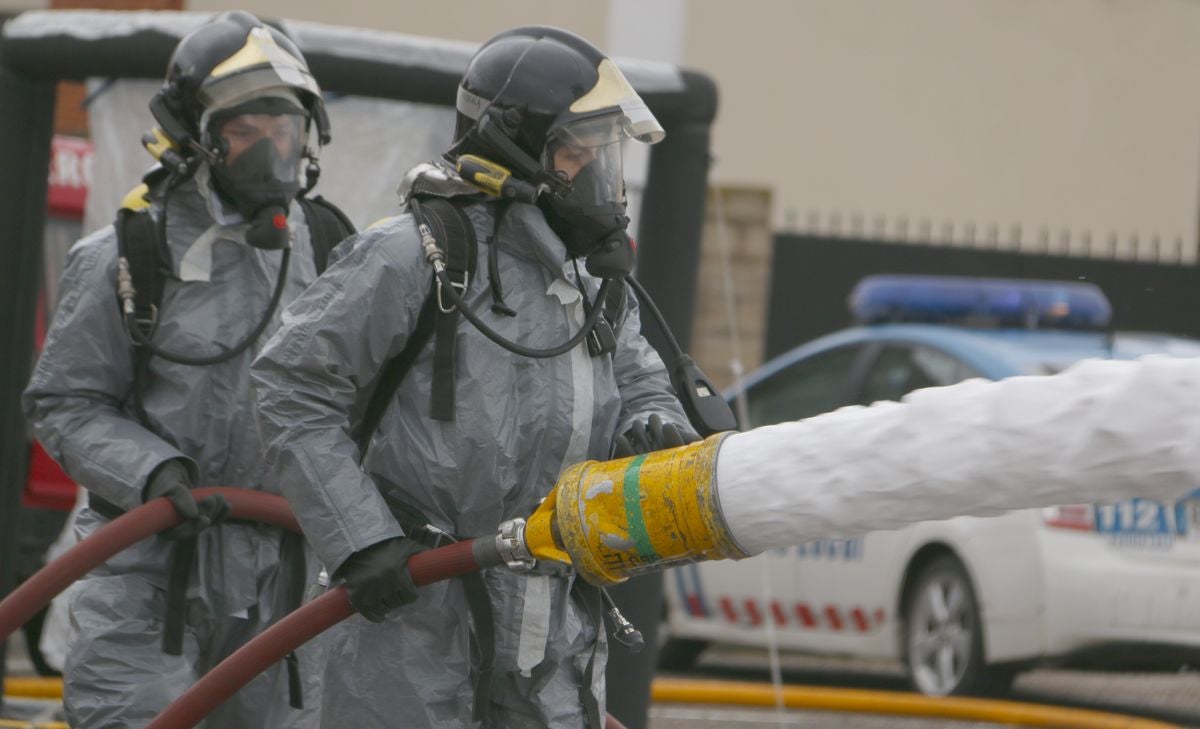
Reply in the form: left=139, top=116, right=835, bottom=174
left=524, top=433, right=746, bottom=586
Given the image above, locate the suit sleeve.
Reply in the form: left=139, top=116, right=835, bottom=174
left=22, top=231, right=196, bottom=511
left=252, top=221, right=432, bottom=573
left=609, top=285, right=695, bottom=439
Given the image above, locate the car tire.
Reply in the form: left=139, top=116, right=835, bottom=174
left=901, top=554, right=1014, bottom=696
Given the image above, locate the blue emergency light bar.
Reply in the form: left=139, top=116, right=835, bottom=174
left=849, top=275, right=1112, bottom=330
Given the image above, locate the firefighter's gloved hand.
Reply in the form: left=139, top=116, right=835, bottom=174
left=143, top=459, right=229, bottom=541
left=611, top=414, right=700, bottom=458
left=335, top=537, right=428, bottom=622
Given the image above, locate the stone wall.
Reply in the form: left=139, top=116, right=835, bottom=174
left=688, top=186, right=773, bottom=392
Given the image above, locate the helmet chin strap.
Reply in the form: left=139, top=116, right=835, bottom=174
left=301, top=151, right=322, bottom=195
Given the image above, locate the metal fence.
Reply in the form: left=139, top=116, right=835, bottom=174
left=779, top=211, right=1196, bottom=266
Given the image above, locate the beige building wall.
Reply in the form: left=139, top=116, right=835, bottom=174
left=0, top=0, right=48, bottom=10
left=691, top=187, right=774, bottom=391
left=9, top=0, right=1193, bottom=261
left=686, top=0, right=1200, bottom=263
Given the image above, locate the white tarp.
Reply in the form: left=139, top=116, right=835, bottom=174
left=84, top=79, right=456, bottom=235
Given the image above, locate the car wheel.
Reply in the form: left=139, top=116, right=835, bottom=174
left=902, top=554, right=1013, bottom=696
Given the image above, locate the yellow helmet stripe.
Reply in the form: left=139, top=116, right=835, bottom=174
left=569, top=58, right=637, bottom=115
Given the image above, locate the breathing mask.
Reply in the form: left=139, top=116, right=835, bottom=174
left=205, top=97, right=308, bottom=249
left=535, top=113, right=648, bottom=277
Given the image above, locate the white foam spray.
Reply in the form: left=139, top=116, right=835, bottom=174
left=715, top=356, right=1200, bottom=556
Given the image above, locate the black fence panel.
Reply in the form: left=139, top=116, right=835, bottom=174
left=766, top=234, right=1200, bottom=360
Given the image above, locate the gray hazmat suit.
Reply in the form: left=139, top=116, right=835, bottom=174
left=251, top=164, right=690, bottom=728
left=23, top=170, right=326, bottom=729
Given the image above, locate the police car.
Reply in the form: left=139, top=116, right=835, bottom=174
left=661, top=275, right=1200, bottom=696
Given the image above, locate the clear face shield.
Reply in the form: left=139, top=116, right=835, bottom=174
left=203, top=98, right=310, bottom=248
left=208, top=108, right=306, bottom=186
left=217, top=112, right=306, bottom=175
left=532, top=59, right=665, bottom=265
left=542, top=113, right=628, bottom=215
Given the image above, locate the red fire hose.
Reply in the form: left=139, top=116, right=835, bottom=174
left=0, top=487, right=296, bottom=641
left=1, top=488, right=629, bottom=729
left=145, top=539, right=492, bottom=729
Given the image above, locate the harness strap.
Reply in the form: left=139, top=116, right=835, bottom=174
left=285, top=652, right=303, bottom=710
left=117, top=195, right=352, bottom=428
left=573, top=580, right=606, bottom=729
left=384, top=498, right=496, bottom=723
left=487, top=201, right=517, bottom=317
left=116, top=208, right=165, bottom=426
left=280, top=531, right=308, bottom=709
left=462, top=571, right=497, bottom=722
left=296, top=194, right=356, bottom=274
left=84, top=491, right=198, bottom=654
left=86, top=491, right=125, bottom=521
left=416, top=197, right=478, bottom=422
left=86, top=490, right=192, bottom=656
left=161, top=537, right=195, bottom=656
left=430, top=302, right=460, bottom=422
left=353, top=293, right=437, bottom=460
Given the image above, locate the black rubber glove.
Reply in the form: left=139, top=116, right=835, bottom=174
left=335, top=537, right=428, bottom=622
left=142, top=459, right=230, bottom=541
left=611, top=413, right=701, bottom=458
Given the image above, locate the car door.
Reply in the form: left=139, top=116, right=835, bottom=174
left=674, top=344, right=869, bottom=647
left=784, top=343, right=978, bottom=654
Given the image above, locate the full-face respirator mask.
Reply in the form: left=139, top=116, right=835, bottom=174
left=204, top=98, right=308, bottom=250
left=536, top=113, right=636, bottom=277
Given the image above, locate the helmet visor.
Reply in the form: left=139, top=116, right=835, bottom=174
left=567, top=58, right=665, bottom=145
left=543, top=113, right=626, bottom=212
left=208, top=91, right=307, bottom=168
left=210, top=109, right=307, bottom=183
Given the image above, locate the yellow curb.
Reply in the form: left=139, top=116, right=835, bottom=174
left=650, top=678, right=1180, bottom=729
left=4, top=675, right=1180, bottom=728
left=2, top=677, right=62, bottom=700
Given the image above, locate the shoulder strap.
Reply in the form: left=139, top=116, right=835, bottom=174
left=353, top=293, right=436, bottom=460
left=116, top=207, right=165, bottom=334
left=352, top=196, right=477, bottom=458
left=115, top=206, right=166, bottom=425
left=297, top=195, right=357, bottom=274
left=419, top=197, right=478, bottom=421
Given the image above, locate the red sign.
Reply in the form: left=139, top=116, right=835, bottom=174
left=47, top=134, right=93, bottom=220
left=24, top=441, right=79, bottom=511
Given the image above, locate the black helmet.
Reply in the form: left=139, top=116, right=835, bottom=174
left=449, top=26, right=662, bottom=183
left=145, top=11, right=330, bottom=172
left=447, top=26, right=664, bottom=261
left=143, top=11, right=331, bottom=249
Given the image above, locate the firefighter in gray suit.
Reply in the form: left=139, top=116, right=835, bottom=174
left=252, top=26, right=694, bottom=729
left=23, top=11, right=349, bottom=728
